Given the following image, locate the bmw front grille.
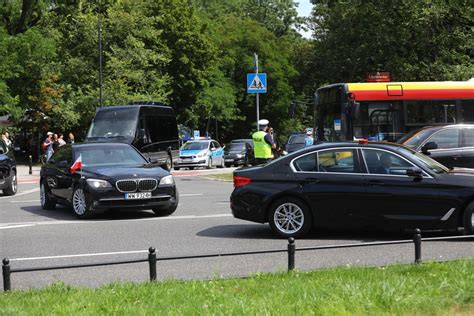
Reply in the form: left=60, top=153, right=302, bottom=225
left=116, top=178, right=158, bottom=193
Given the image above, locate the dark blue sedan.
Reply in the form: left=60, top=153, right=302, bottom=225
left=231, top=141, right=474, bottom=238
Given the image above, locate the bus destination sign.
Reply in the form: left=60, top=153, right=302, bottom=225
left=367, top=72, right=391, bottom=82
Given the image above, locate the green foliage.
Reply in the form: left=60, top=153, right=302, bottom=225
left=0, top=260, right=473, bottom=314
left=309, top=0, right=474, bottom=83
left=0, top=0, right=472, bottom=143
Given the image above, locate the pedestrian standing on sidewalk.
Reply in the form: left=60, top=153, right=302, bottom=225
left=43, top=132, right=54, bottom=161
left=68, top=132, right=75, bottom=144
left=252, top=119, right=276, bottom=165
left=58, top=133, right=66, bottom=147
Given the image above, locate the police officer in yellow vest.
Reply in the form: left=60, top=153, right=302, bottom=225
left=252, top=119, right=276, bottom=165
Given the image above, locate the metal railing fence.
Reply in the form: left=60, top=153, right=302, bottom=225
left=2, top=229, right=473, bottom=291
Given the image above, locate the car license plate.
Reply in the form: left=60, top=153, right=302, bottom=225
left=183, top=158, right=192, bottom=162
left=125, top=192, right=152, bottom=200
left=225, top=159, right=233, bottom=162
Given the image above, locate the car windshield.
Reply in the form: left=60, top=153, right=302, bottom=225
left=228, top=143, right=246, bottom=151
left=181, top=142, right=208, bottom=151
left=76, top=145, right=147, bottom=167
left=397, top=128, right=435, bottom=149
left=288, top=134, right=306, bottom=144
left=398, top=147, right=448, bottom=174
left=86, top=109, right=137, bottom=140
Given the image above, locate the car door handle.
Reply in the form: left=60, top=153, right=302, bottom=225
left=306, top=178, right=320, bottom=183
left=368, top=180, right=384, bottom=186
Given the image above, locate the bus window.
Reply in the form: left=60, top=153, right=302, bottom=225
left=406, top=100, right=457, bottom=125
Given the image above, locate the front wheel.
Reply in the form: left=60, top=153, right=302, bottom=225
left=268, top=197, right=312, bottom=238
left=72, top=187, right=93, bottom=219
left=3, top=170, right=17, bottom=196
left=463, top=202, right=474, bottom=235
left=164, top=154, right=172, bottom=171
left=40, top=181, right=56, bottom=210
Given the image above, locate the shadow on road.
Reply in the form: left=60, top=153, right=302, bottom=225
left=197, top=224, right=466, bottom=242
left=20, top=205, right=159, bottom=221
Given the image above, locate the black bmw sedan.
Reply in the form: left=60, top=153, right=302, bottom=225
left=231, top=141, right=474, bottom=238
left=40, top=143, right=178, bottom=218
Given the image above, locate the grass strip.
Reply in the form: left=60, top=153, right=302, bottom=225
left=1, top=259, right=473, bottom=315
left=201, top=172, right=233, bottom=181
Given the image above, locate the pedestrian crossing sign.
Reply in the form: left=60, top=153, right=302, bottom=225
left=247, top=73, right=267, bottom=93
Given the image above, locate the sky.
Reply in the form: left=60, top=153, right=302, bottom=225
left=295, top=0, right=313, bottom=38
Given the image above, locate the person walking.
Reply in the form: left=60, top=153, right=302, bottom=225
left=252, top=119, right=275, bottom=165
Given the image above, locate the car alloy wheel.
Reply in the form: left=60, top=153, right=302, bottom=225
left=72, top=188, right=91, bottom=218
left=464, top=202, right=474, bottom=235
left=269, top=198, right=312, bottom=238
left=40, top=181, right=56, bottom=210
left=3, top=170, right=17, bottom=196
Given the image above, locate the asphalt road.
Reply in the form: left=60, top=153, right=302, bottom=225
left=1, top=167, right=473, bottom=290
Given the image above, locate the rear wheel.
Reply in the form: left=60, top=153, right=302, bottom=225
left=3, top=170, right=17, bottom=196
left=463, top=202, right=474, bottom=235
left=40, top=181, right=56, bottom=210
left=268, top=197, right=312, bottom=238
left=72, top=187, right=93, bottom=219
left=218, top=157, right=225, bottom=168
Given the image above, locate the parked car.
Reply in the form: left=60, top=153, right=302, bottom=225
left=231, top=139, right=253, bottom=149
left=0, top=140, right=17, bottom=196
left=397, top=124, right=474, bottom=169
left=175, top=139, right=225, bottom=170
left=40, top=142, right=178, bottom=218
left=231, top=140, right=474, bottom=238
left=224, top=141, right=254, bottom=167
left=85, top=102, right=180, bottom=170
left=285, top=133, right=307, bottom=153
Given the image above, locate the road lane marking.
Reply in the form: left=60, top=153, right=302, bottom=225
left=0, top=213, right=234, bottom=229
left=0, top=188, right=39, bottom=199
left=0, top=224, right=36, bottom=230
left=10, top=250, right=148, bottom=262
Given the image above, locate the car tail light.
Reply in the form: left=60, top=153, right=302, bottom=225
left=234, top=176, right=252, bottom=188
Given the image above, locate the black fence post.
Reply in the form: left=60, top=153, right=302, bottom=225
left=28, top=155, right=33, bottom=175
left=413, top=228, right=422, bottom=264
left=2, top=258, right=11, bottom=292
left=148, top=247, right=157, bottom=281
left=288, top=237, right=295, bottom=271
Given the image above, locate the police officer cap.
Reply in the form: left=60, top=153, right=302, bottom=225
left=258, top=119, right=269, bottom=126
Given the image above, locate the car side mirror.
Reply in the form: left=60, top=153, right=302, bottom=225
left=211, top=148, right=216, bottom=151
left=421, top=142, right=437, bottom=155
left=406, top=167, right=423, bottom=179
left=58, top=160, right=69, bottom=168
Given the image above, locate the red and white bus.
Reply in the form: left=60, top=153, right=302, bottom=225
left=314, top=80, right=474, bottom=141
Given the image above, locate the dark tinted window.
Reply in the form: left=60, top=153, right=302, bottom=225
left=427, top=129, right=459, bottom=149
left=146, top=115, right=178, bottom=143
left=318, top=149, right=357, bottom=173
left=464, top=128, right=474, bottom=147
left=362, top=149, right=413, bottom=175
left=293, top=153, right=318, bottom=172
left=229, top=143, right=246, bottom=151
left=461, top=100, right=474, bottom=122
left=77, top=145, right=146, bottom=166
left=51, top=146, right=72, bottom=163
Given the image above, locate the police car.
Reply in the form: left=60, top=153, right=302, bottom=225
left=174, top=139, right=225, bottom=170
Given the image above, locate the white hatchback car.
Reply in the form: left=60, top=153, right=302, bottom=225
left=174, top=139, right=225, bottom=170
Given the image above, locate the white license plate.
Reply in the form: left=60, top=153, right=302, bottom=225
left=125, top=192, right=152, bottom=200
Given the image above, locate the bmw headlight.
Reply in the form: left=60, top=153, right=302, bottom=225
left=86, top=179, right=111, bottom=189
left=236, top=154, right=243, bottom=158
left=159, top=175, right=175, bottom=186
